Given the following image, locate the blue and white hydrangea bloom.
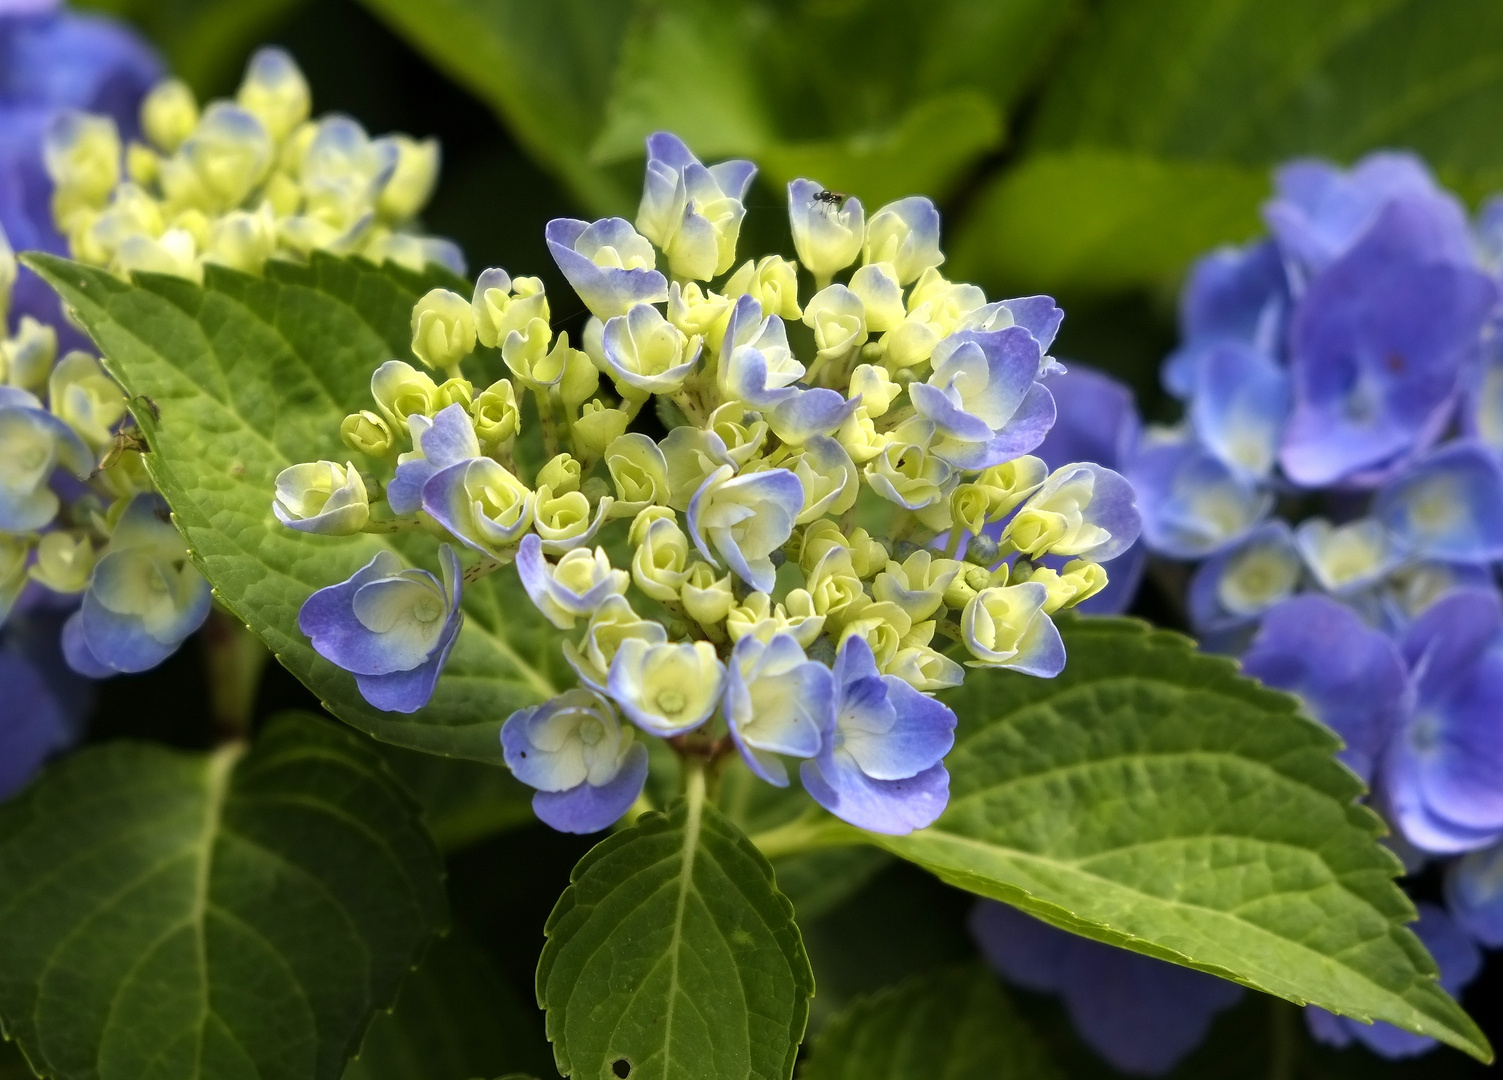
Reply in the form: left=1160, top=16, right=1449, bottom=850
left=275, top=132, right=1140, bottom=837
left=1011, top=150, right=1503, bottom=1068
left=0, top=37, right=466, bottom=800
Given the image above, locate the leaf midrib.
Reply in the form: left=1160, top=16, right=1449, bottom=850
left=888, top=829, right=1435, bottom=1014
left=660, top=773, right=705, bottom=1079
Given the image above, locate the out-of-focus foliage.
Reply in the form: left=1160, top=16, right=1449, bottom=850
left=353, top=0, right=1079, bottom=214
left=352, top=0, right=1503, bottom=304
left=78, top=0, right=309, bottom=91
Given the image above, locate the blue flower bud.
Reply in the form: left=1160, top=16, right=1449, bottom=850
left=636, top=132, right=756, bottom=281
left=299, top=543, right=463, bottom=713
left=800, top=634, right=955, bottom=832
left=273, top=460, right=370, bottom=534
left=788, top=179, right=863, bottom=281
left=863, top=196, right=943, bottom=285
left=545, top=217, right=667, bottom=320
left=0, top=387, right=94, bottom=532
left=501, top=689, right=649, bottom=834
left=724, top=632, right=835, bottom=786
left=65, top=494, right=211, bottom=676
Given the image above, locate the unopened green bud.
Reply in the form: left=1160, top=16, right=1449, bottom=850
left=44, top=110, right=121, bottom=225
left=203, top=206, right=277, bottom=274
left=125, top=142, right=159, bottom=186
left=30, top=531, right=96, bottom=594
left=141, top=79, right=198, bottom=153
left=0, top=224, right=15, bottom=323
left=4, top=317, right=58, bottom=390
left=471, top=378, right=520, bottom=448
left=370, top=359, right=438, bottom=435
left=181, top=103, right=274, bottom=212
left=573, top=401, right=629, bottom=458
left=434, top=377, right=474, bottom=412
left=723, top=255, right=801, bottom=320
left=378, top=135, right=440, bottom=221
left=410, top=288, right=476, bottom=374
left=49, top=350, right=126, bottom=447
left=537, top=453, right=582, bottom=495
left=340, top=410, right=394, bottom=456
left=236, top=47, right=311, bottom=142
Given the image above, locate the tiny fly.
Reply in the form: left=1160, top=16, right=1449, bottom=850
left=811, top=189, right=848, bottom=206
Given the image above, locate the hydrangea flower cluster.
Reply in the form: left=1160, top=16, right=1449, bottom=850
left=276, top=132, right=1141, bottom=836
left=986, top=151, right=1503, bottom=1070
left=1, top=0, right=184, bottom=799
left=42, top=45, right=460, bottom=284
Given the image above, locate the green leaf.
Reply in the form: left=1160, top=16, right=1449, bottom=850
left=801, top=964, right=1061, bottom=1080
left=872, top=617, right=1490, bottom=1061
left=355, top=0, right=640, bottom=214
left=378, top=745, right=536, bottom=854
left=342, top=924, right=553, bottom=1080
left=25, top=252, right=566, bottom=763
left=354, top=0, right=1074, bottom=214
left=537, top=782, right=813, bottom=1080
left=77, top=0, right=310, bottom=93
left=953, top=0, right=1503, bottom=295
left=0, top=712, right=447, bottom=1080
left=948, top=150, right=1267, bottom=295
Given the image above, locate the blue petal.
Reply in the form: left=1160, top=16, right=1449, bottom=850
left=800, top=755, right=949, bottom=834
left=1375, top=440, right=1503, bottom=563
left=0, top=647, right=71, bottom=798
left=546, top=217, right=668, bottom=320
left=61, top=609, right=115, bottom=678
left=971, top=902, right=1242, bottom=1076
left=1448, top=841, right=1503, bottom=948
left=532, top=742, right=649, bottom=834
left=1189, top=342, right=1289, bottom=480
left=353, top=607, right=460, bottom=713
left=1279, top=197, right=1497, bottom=488
left=1126, top=435, right=1272, bottom=559
left=1265, top=152, right=1471, bottom=275
left=1241, top=593, right=1405, bottom=784
left=1036, top=364, right=1140, bottom=471
left=1186, top=520, right=1300, bottom=634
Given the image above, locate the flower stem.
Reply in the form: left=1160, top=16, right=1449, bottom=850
left=748, top=812, right=867, bottom=860
left=200, top=608, right=270, bottom=743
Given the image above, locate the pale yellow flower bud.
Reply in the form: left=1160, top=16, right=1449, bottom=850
left=410, top=288, right=476, bottom=374
left=340, top=410, right=393, bottom=457
left=681, top=561, right=736, bottom=626
left=141, top=79, right=198, bottom=153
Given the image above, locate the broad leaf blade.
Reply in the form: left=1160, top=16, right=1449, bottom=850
left=0, top=712, right=447, bottom=1080
left=538, top=793, right=813, bottom=1080
left=876, top=617, right=1490, bottom=1061
left=26, top=252, right=565, bottom=763
left=801, top=964, right=1060, bottom=1080
left=953, top=0, right=1503, bottom=295
left=342, top=924, right=553, bottom=1080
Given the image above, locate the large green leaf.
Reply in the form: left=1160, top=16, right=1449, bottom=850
left=355, top=0, right=1074, bottom=214
left=26, top=252, right=566, bottom=763
left=342, top=924, right=552, bottom=1080
left=537, top=784, right=813, bottom=1080
left=0, top=712, right=447, bottom=1080
left=952, top=0, right=1503, bottom=295
left=871, top=617, right=1489, bottom=1061
left=378, top=746, right=536, bottom=854
left=801, top=964, right=1060, bottom=1080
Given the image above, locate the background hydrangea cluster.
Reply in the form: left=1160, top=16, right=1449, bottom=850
left=274, top=132, right=1142, bottom=835
left=0, top=0, right=181, bottom=800
left=995, top=152, right=1503, bottom=1071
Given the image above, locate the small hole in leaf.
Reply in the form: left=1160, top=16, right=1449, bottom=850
left=612, top=1059, right=631, bottom=1078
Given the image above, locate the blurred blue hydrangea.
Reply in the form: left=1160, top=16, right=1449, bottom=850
left=1061, top=149, right=1503, bottom=1065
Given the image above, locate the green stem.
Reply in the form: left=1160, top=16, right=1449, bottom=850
left=200, top=609, right=270, bottom=743
left=748, top=813, right=866, bottom=860
left=1267, top=999, right=1298, bottom=1080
